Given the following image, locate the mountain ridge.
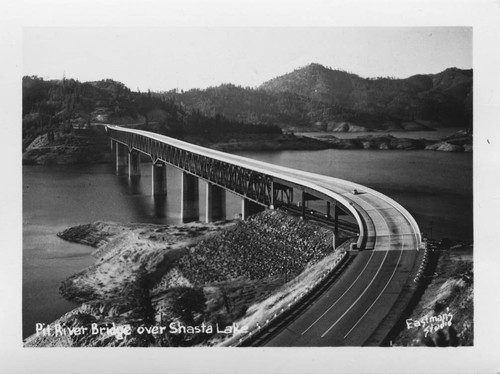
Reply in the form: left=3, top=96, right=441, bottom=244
left=171, top=63, right=472, bottom=131
left=23, top=63, right=473, bottom=150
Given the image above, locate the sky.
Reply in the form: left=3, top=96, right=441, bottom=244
left=23, top=27, right=472, bottom=92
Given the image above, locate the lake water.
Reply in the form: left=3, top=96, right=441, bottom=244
left=296, top=127, right=462, bottom=140
left=22, top=148, right=472, bottom=338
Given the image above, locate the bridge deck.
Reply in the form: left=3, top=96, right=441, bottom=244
left=107, top=125, right=422, bottom=346
left=108, top=125, right=420, bottom=251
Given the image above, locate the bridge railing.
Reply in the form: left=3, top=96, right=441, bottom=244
left=220, top=238, right=354, bottom=347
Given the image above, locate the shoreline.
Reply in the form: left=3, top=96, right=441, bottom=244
left=24, top=210, right=350, bottom=347
left=22, top=128, right=472, bottom=165
left=24, top=211, right=473, bottom=347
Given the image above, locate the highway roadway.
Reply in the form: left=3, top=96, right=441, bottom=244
left=264, top=241, right=418, bottom=346
left=107, top=125, right=422, bottom=346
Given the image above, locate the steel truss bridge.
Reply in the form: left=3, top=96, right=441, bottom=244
left=106, top=124, right=422, bottom=346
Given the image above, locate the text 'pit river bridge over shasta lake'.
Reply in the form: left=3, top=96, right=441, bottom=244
left=107, top=124, right=423, bottom=346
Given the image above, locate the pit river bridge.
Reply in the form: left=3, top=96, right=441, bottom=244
left=106, top=125, right=422, bottom=346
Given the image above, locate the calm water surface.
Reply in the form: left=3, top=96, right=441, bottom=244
left=23, top=163, right=242, bottom=338
left=296, top=128, right=462, bottom=140
left=23, top=148, right=472, bottom=338
left=237, top=149, right=472, bottom=241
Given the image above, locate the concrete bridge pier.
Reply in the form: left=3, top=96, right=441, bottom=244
left=241, top=199, right=265, bottom=220
left=181, top=172, right=199, bottom=223
left=205, top=183, right=226, bottom=222
left=128, top=151, right=141, bottom=177
left=153, top=195, right=167, bottom=218
left=152, top=162, right=167, bottom=196
left=115, top=142, right=127, bottom=175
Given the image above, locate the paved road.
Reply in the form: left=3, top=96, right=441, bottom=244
left=265, top=243, right=418, bottom=346
left=107, top=125, right=421, bottom=346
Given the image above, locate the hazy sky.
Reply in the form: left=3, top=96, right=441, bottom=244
left=23, top=27, right=471, bottom=92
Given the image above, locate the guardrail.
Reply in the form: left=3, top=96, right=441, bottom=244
left=219, top=239, right=354, bottom=347
left=310, top=174, right=422, bottom=247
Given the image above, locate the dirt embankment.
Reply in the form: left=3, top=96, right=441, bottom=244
left=22, top=128, right=112, bottom=165
left=393, top=239, right=473, bottom=346
left=24, top=210, right=349, bottom=347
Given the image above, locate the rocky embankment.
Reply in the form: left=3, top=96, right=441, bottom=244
left=313, top=120, right=437, bottom=133
left=22, top=127, right=112, bottom=165
left=24, top=210, right=348, bottom=347
left=22, top=127, right=472, bottom=165
left=393, top=239, right=473, bottom=346
left=316, top=130, right=472, bottom=152
left=424, top=131, right=473, bottom=152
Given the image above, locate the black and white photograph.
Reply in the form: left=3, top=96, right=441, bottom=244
left=1, top=0, right=499, bottom=373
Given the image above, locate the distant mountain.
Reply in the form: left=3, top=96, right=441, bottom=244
left=260, top=63, right=362, bottom=106
left=170, top=64, right=472, bottom=131
left=23, top=64, right=472, bottom=151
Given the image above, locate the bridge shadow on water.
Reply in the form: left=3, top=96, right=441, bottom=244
left=126, top=175, right=142, bottom=195
left=114, top=170, right=174, bottom=223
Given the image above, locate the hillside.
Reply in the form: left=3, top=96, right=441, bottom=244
left=24, top=210, right=349, bottom=347
left=169, top=64, right=472, bottom=131
left=22, top=76, right=282, bottom=152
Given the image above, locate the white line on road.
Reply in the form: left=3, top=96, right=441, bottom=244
left=301, top=196, right=392, bottom=336
left=300, top=248, right=376, bottom=335
left=320, top=247, right=391, bottom=338
left=343, top=235, right=406, bottom=339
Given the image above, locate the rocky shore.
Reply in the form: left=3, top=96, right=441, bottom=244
left=22, top=127, right=472, bottom=165
left=314, top=130, right=472, bottom=152
left=23, top=210, right=473, bottom=348
left=24, top=210, right=349, bottom=347
left=22, top=128, right=112, bottom=165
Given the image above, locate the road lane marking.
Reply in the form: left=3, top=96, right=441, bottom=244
left=342, top=236, right=406, bottom=339
left=112, top=126, right=422, bottom=344
left=300, top=248, right=376, bottom=335
left=320, top=247, right=391, bottom=338
left=317, top=193, right=418, bottom=339
left=302, top=196, right=389, bottom=336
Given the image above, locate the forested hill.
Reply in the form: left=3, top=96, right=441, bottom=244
left=22, top=76, right=281, bottom=150
left=168, top=64, right=472, bottom=131
left=23, top=63, right=472, bottom=151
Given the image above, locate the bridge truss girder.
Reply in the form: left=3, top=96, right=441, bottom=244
left=108, top=128, right=354, bottom=227
left=108, top=128, right=272, bottom=206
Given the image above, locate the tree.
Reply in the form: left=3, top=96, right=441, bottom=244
left=169, top=287, right=206, bottom=325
